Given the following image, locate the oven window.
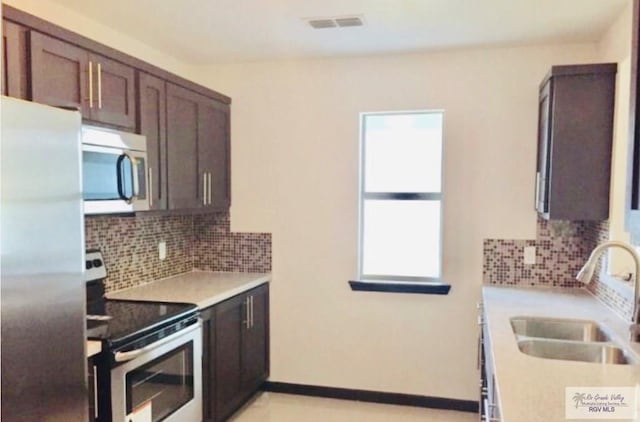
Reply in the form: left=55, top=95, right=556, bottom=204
left=126, top=342, right=194, bottom=422
left=83, top=150, right=133, bottom=200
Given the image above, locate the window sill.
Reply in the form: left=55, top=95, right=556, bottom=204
left=348, top=280, right=451, bottom=295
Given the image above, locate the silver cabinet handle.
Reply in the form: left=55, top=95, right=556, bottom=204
left=88, top=61, right=94, bottom=108
left=203, top=172, right=209, bottom=205
left=244, top=297, right=251, bottom=329
left=207, top=172, right=212, bottom=205
left=148, top=167, right=153, bottom=207
left=92, top=365, right=98, bottom=418
left=250, top=295, right=254, bottom=329
left=202, top=173, right=207, bottom=205
left=97, top=62, right=102, bottom=109
left=535, top=172, right=541, bottom=210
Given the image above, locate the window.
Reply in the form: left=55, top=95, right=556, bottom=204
left=358, top=111, right=444, bottom=283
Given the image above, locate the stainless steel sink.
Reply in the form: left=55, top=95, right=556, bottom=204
left=511, top=316, right=609, bottom=342
left=517, top=339, right=637, bottom=365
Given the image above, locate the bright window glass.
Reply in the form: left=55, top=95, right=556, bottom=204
left=359, top=111, right=444, bottom=281
left=364, top=113, right=443, bottom=193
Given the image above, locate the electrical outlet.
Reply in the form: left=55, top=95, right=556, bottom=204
left=159, top=241, right=167, bottom=261
left=524, top=246, right=536, bottom=265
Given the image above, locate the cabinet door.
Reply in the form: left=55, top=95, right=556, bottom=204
left=242, top=284, right=269, bottom=396
left=89, top=53, right=136, bottom=129
left=535, top=80, right=552, bottom=214
left=138, top=72, right=167, bottom=210
left=199, top=100, right=231, bottom=210
left=166, top=83, right=201, bottom=210
left=214, top=294, right=245, bottom=422
left=2, top=20, right=29, bottom=99
left=30, top=31, right=89, bottom=115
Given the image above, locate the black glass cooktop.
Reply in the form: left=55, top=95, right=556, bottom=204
left=87, top=299, right=198, bottom=349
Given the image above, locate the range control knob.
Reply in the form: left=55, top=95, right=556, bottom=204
left=92, top=259, right=103, bottom=268
left=86, top=261, right=93, bottom=270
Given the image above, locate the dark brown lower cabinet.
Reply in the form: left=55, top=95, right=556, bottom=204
left=202, top=284, right=270, bottom=422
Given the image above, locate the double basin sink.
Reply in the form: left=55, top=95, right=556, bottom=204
left=511, top=316, right=638, bottom=365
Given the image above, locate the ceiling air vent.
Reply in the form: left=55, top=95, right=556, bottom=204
left=308, top=19, right=337, bottom=29
left=305, top=15, right=364, bottom=29
left=335, top=17, right=363, bottom=27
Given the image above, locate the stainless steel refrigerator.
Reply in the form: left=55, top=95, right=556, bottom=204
left=1, top=96, right=87, bottom=421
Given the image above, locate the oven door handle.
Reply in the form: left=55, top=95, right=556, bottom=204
left=113, top=321, right=199, bottom=363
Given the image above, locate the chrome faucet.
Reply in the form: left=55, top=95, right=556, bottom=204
left=576, top=240, right=640, bottom=342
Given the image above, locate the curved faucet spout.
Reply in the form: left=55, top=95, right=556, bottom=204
left=576, top=240, right=640, bottom=341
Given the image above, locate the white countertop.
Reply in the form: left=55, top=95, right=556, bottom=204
left=483, top=286, right=640, bottom=422
left=106, top=271, right=271, bottom=310
left=87, top=340, right=102, bottom=358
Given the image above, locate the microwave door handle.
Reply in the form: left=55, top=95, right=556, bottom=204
left=130, top=156, right=140, bottom=199
left=116, top=154, right=134, bottom=202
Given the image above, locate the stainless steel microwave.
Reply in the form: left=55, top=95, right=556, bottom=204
left=82, top=125, right=149, bottom=214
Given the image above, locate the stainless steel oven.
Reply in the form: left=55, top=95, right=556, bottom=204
left=82, top=125, right=149, bottom=214
left=110, top=322, right=202, bottom=422
left=85, top=250, right=201, bottom=422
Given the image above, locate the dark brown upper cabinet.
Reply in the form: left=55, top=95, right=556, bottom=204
left=30, top=31, right=136, bottom=130
left=137, top=72, right=168, bottom=210
left=627, top=0, right=640, bottom=236
left=3, top=4, right=232, bottom=214
left=2, top=19, right=29, bottom=99
left=167, top=83, right=230, bottom=211
left=535, top=63, right=616, bottom=220
left=89, top=53, right=136, bottom=129
left=199, top=100, right=231, bottom=211
left=166, top=83, right=202, bottom=210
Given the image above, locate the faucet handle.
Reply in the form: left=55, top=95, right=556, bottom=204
left=629, top=324, right=640, bottom=342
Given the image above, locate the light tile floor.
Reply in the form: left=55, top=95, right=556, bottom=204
left=230, top=392, right=478, bottom=422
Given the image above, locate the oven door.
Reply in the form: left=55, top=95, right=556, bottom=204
left=110, top=322, right=202, bottom=422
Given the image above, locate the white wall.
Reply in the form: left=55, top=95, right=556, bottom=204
left=597, top=1, right=634, bottom=274
left=193, top=44, right=598, bottom=399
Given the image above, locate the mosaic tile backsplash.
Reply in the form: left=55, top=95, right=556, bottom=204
left=587, top=276, right=634, bottom=321
left=483, top=217, right=602, bottom=287
left=193, top=213, right=272, bottom=273
left=483, top=217, right=634, bottom=321
left=86, top=212, right=271, bottom=292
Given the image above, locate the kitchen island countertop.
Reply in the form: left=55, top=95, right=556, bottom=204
left=106, top=271, right=270, bottom=310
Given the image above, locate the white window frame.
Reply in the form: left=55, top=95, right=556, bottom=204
left=357, top=110, right=444, bottom=282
